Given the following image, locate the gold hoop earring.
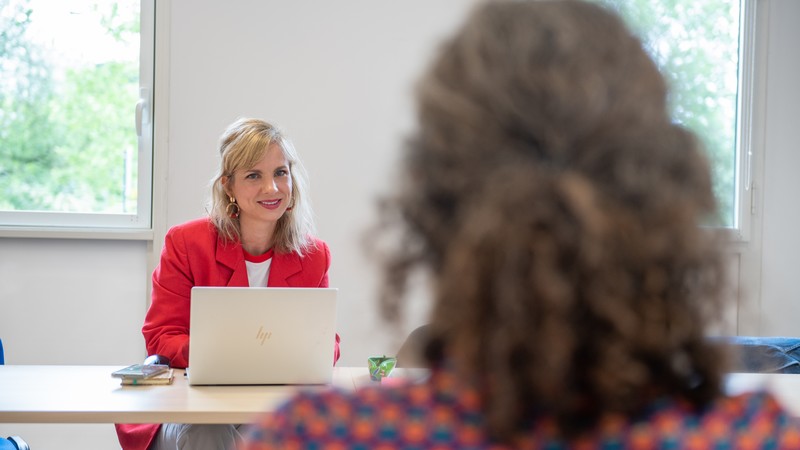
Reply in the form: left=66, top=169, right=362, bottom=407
left=226, top=196, right=240, bottom=219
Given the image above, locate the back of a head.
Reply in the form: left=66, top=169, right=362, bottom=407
left=381, top=0, right=726, bottom=441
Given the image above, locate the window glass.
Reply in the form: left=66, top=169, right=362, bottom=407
left=0, top=0, right=150, bottom=231
left=593, top=0, right=742, bottom=228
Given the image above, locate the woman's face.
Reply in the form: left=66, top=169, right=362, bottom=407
left=227, top=144, right=293, bottom=231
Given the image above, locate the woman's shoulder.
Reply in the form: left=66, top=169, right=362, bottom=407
left=633, top=391, right=800, bottom=446
left=287, top=367, right=464, bottom=418
left=163, top=218, right=222, bottom=252
left=243, top=371, right=483, bottom=448
left=167, top=217, right=215, bottom=234
left=711, top=390, right=796, bottom=423
left=284, top=236, right=329, bottom=263
left=164, top=217, right=220, bottom=241
left=305, top=236, right=329, bottom=254
left=270, top=380, right=429, bottom=426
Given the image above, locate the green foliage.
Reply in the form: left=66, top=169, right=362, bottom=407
left=594, top=0, right=740, bottom=227
left=51, top=60, right=138, bottom=212
left=0, top=0, right=139, bottom=214
left=1, top=0, right=60, bottom=210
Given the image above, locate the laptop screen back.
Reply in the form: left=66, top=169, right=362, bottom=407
left=188, top=286, right=337, bottom=385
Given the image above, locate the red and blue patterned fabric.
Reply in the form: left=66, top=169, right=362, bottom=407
left=242, top=367, right=800, bottom=450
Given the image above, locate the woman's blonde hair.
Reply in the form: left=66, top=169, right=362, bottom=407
left=209, top=118, right=315, bottom=254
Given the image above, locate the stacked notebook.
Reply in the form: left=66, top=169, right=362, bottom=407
left=111, top=363, right=174, bottom=386
left=120, top=369, right=175, bottom=385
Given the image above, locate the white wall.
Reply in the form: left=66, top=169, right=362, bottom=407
left=0, top=239, right=148, bottom=448
left=0, top=1, right=798, bottom=449
left=757, top=0, right=800, bottom=333
left=161, top=0, right=479, bottom=364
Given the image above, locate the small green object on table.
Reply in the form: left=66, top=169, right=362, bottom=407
left=368, top=355, right=397, bottom=381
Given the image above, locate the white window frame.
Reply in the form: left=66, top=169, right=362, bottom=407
left=727, top=0, right=770, bottom=336
left=726, top=0, right=758, bottom=243
left=0, top=0, right=155, bottom=240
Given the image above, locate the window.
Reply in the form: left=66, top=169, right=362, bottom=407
left=0, top=0, right=153, bottom=236
left=593, top=0, right=753, bottom=234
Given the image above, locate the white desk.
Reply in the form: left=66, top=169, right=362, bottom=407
left=1, top=366, right=799, bottom=424
left=0, top=365, right=364, bottom=424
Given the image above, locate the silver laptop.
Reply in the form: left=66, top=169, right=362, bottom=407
left=188, top=286, right=338, bottom=386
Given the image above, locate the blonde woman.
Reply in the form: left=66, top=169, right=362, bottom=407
left=117, top=118, right=339, bottom=450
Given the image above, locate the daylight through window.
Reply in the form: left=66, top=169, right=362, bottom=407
left=0, top=0, right=152, bottom=232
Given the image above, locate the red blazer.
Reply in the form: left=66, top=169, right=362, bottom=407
left=116, top=218, right=339, bottom=450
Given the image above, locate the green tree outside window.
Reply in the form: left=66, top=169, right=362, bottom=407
left=1, top=0, right=140, bottom=214
left=594, top=0, right=741, bottom=227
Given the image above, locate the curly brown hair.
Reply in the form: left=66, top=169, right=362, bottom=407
left=377, top=0, right=728, bottom=442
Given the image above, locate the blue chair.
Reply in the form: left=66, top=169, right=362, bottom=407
left=0, top=339, right=31, bottom=450
left=714, top=336, right=800, bottom=374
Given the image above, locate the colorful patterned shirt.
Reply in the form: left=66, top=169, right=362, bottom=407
left=242, top=368, right=800, bottom=449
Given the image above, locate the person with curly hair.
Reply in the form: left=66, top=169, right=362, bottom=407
left=242, top=1, right=800, bottom=448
